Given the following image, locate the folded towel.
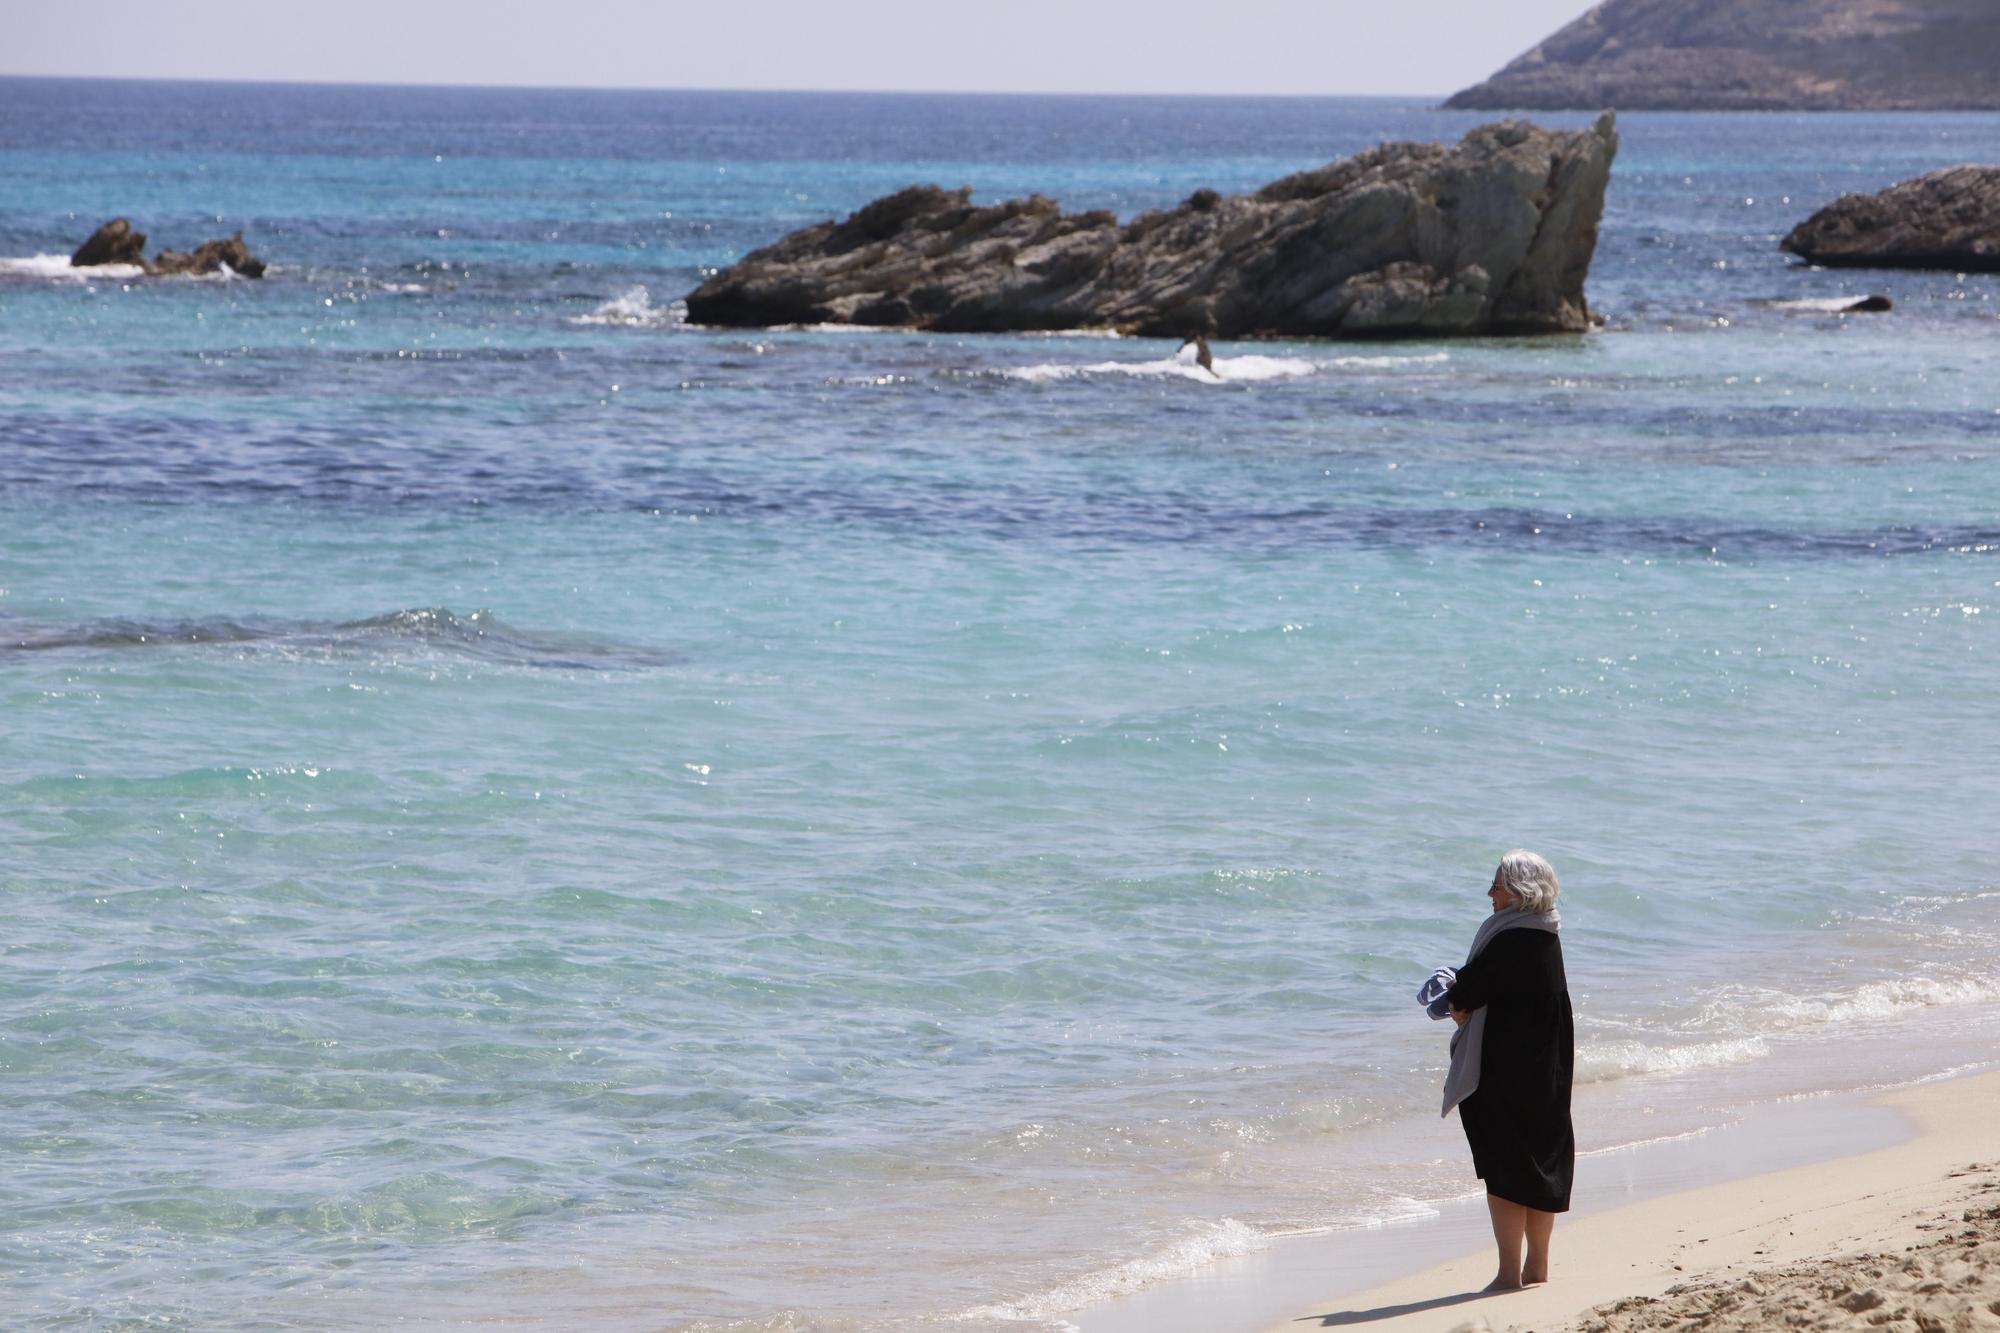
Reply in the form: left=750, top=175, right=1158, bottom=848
left=1417, top=966, right=1458, bottom=1020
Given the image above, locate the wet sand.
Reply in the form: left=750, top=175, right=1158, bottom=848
left=1075, top=1067, right=2000, bottom=1333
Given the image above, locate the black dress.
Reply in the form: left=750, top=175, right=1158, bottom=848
left=1445, top=928, right=1575, bottom=1212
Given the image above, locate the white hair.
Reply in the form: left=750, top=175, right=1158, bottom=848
left=1496, top=849, right=1560, bottom=913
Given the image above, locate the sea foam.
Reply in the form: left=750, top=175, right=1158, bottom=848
left=1004, top=347, right=1316, bottom=384
left=1574, top=974, right=1983, bottom=1085
left=1576, top=1035, right=1771, bottom=1083
left=957, top=1218, right=1267, bottom=1321
left=570, top=285, right=684, bottom=327
left=0, top=253, right=256, bottom=282
left=1328, top=350, right=1452, bottom=368
left=1701, top=976, right=1985, bottom=1031
left=0, top=253, right=145, bottom=281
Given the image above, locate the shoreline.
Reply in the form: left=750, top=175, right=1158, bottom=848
left=1074, top=1065, right=1999, bottom=1333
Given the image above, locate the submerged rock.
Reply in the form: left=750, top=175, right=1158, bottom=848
left=1782, top=167, right=2000, bottom=272
left=686, top=114, right=1618, bottom=339
left=69, top=217, right=268, bottom=277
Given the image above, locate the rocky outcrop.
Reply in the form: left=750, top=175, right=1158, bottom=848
left=1782, top=167, right=2000, bottom=271
left=69, top=218, right=267, bottom=278
left=1447, top=0, right=2000, bottom=112
left=685, top=114, right=1618, bottom=340
left=70, top=218, right=149, bottom=267
left=151, top=234, right=266, bottom=278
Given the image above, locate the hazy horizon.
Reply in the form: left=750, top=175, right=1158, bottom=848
left=4, top=0, right=1596, bottom=99
left=0, top=71, right=1504, bottom=99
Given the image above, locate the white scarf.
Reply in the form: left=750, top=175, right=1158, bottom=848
left=1440, top=906, right=1561, bottom=1117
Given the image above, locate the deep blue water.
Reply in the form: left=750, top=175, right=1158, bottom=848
left=2, top=78, right=1998, bottom=1332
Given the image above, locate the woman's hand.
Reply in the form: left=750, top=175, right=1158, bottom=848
left=1449, top=1004, right=1470, bottom=1026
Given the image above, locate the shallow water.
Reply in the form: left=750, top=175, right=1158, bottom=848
left=2, top=79, right=1997, bottom=1331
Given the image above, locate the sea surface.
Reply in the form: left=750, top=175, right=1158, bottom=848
left=2, top=79, right=1997, bottom=1332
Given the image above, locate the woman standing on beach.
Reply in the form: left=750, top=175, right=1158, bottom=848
left=1442, top=850, right=1574, bottom=1290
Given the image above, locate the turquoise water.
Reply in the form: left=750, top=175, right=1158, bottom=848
left=2, top=80, right=1998, bottom=1331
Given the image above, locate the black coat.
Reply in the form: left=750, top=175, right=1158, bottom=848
left=1445, top=927, right=1575, bottom=1212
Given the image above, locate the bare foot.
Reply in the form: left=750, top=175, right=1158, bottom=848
left=1483, top=1274, right=1526, bottom=1292
left=1522, top=1268, right=1550, bottom=1286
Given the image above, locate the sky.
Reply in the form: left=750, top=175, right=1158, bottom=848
left=4, top=0, right=1599, bottom=97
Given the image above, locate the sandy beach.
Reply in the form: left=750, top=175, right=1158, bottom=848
left=1078, top=1067, right=2000, bottom=1333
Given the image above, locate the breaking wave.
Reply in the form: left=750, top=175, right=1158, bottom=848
left=1004, top=346, right=1316, bottom=384
left=957, top=1218, right=1267, bottom=1321
left=1696, top=976, right=1986, bottom=1031
left=569, top=285, right=684, bottom=327
left=1577, top=1036, right=1771, bottom=1083
left=0, top=253, right=146, bottom=281
left=0, top=254, right=255, bottom=282
left=1576, top=973, right=1984, bottom=1085
left=1327, top=350, right=1452, bottom=368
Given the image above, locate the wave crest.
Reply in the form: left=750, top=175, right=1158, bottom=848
left=569, top=285, right=684, bottom=328
left=1003, top=350, right=1316, bottom=384
left=1699, top=976, right=1985, bottom=1031
left=0, top=253, right=146, bottom=281
left=957, top=1218, right=1266, bottom=1321
left=1576, top=1036, right=1769, bottom=1083
left=1574, top=973, right=1983, bottom=1086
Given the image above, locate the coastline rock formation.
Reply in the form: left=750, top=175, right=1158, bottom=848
left=686, top=114, right=1618, bottom=339
left=70, top=218, right=149, bottom=268
left=70, top=218, right=268, bottom=278
left=1782, top=167, right=2000, bottom=271
left=1447, top=0, right=2000, bottom=112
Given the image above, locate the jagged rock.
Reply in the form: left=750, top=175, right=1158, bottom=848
left=1447, top=0, right=2000, bottom=112
left=71, top=218, right=148, bottom=268
left=67, top=219, right=267, bottom=277
left=1782, top=167, right=2000, bottom=272
left=151, top=233, right=267, bottom=278
left=686, top=114, right=1618, bottom=340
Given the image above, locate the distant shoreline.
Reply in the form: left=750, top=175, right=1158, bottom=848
left=14, top=71, right=2000, bottom=111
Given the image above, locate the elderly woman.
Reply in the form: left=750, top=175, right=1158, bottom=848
left=1442, top=849, right=1573, bottom=1290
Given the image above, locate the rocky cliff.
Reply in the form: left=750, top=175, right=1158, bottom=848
left=1447, top=0, right=2000, bottom=112
left=686, top=115, right=1618, bottom=340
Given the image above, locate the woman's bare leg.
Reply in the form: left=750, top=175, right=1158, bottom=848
left=1522, top=1207, right=1555, bottom=1284
left=1483, top=1194, right=1527, bottom=1290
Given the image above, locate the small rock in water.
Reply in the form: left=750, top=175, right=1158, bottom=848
left=1783, top=167, right=2000, bottom=273
left=69, top=217, right=267, bottom=278
left=151, top=233, right=267, bottom=278
left=1844, top=294, right=1893, bottom=312
left=70, top=218, right=148, bottom=268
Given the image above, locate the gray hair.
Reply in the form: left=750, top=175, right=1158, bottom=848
left=1496, top=849, right=1560, bottom=913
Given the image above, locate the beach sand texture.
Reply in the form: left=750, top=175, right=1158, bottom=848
left=1573, top=1168, right=2000, bottom=1332
left=1261, top=1070, right=2000, bottom=1332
